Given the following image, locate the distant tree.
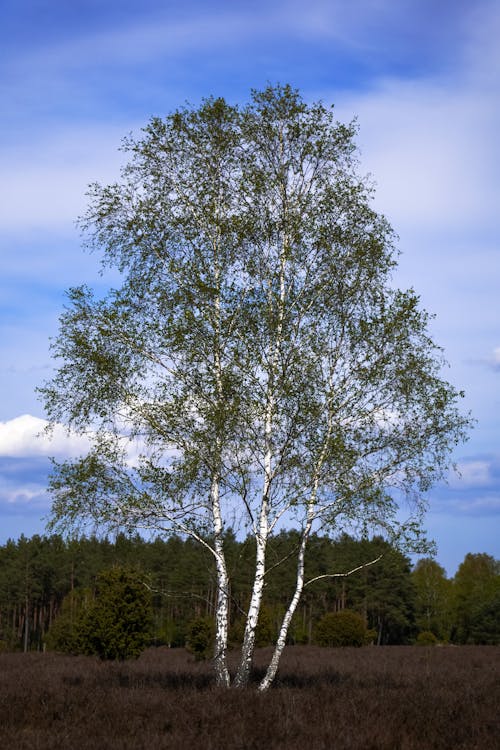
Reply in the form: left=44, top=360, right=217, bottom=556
left=468, top=590, right=500, bottom=645
left=451, top=553, right=500, bottom=644
left=40, top=84, right=470, bottom=688
left=319, top=536, right=416, bottom=645
left=412, top=558, right=451, bottom=640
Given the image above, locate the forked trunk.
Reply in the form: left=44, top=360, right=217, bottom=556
left=235, top=182, right=289, bottom=688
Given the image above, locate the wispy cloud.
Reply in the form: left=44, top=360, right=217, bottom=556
left=3, top=10, right=264, bottom=72
left=431, top=454, right=500, bottom=517
left=469, top=348, right=500, bottom=373
left=322, top=1, right=500, bottom=235
left=0, top=482, right=47, bottom=509
left=434, top=491, right=500, bottom=517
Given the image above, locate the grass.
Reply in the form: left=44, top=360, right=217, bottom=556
left=0, top=645, right=498, bottom=749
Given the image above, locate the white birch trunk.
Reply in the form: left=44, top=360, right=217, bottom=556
left=235, top=220, right=288, bottom=685
left=212, top=474, right=231, bottom=687
left=211, top=248, right=230, bottom=687
left=258, top=520, right=311, bottom=691
left=259, top=407, right=334, bottom=691
left=234, top=410, right=271, bottom=687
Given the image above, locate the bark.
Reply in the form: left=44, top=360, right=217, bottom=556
left=212, top=474, right=230, bottom=687
left=234, top=197, right=288, bottom=686
left=258, top=521, right=312, bottom=691
left=234, top=383, right=273, bottom=686
left=259, top=395, right=334, bottom=690
left=234, top=518, right=268, bottom=686
left=211, top=243, right=231, bottom=687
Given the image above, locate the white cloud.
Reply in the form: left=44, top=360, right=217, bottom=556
left=325, top=3, right=500, bottom=236
left=0, top=413, right=147, bottom=468
left=0, top=414, right=90, bottom=458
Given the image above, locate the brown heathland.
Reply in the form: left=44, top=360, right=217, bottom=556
left=0, top=645, right=498, bottom=749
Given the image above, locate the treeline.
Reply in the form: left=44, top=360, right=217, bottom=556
left=0, top=531, right=498, bottom=653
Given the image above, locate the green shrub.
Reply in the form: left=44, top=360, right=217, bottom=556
left=45, top=588, right=93, bottom=654
left=82, top=567, right=153, bottom=660
left=186, top=617, right=214, bottom=660
left=229, top=605, right=276, bottom=647
left=416, top=630, right=438, bottom=646
left=314, top=610, right=367, bottom=647
left=365, top=628, right=378, bottom=645
left=46, top=567, right=153, bottom=660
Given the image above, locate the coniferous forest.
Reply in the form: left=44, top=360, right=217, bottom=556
left=1, top=531, right=498, bottom=655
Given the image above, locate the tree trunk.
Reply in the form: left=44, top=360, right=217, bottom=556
left=23, top=596, right=29, bottom=653
left=212, top=475, right=230, bottom=687
left=258, top=524, right=311, bottom=691
left=234, top=528, right=268, bottom=686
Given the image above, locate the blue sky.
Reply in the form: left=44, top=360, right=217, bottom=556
left=1, top=0, right=499, bottom=575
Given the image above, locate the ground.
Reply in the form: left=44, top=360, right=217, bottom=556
left=0, top=645, right=498, bottom=749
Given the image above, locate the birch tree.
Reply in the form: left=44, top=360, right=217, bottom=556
left=40, top=84, right=470, bottom=689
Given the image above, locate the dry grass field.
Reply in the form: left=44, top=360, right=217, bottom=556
left=0, top=645, right=498, bottom=749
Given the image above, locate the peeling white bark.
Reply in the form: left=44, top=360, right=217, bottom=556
left=234, top=396, right=272, bottom=687
left=212, top=474, right=230, bottom=687
left=258, top=519, right=312, bottom=691
left=259, top=400, right=334, bottom=690
left=235, top=162, right=289, bottom=687
left=211, top=249, right=230, bottom=687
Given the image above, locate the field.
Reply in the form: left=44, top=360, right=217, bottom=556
left=0, top=646, right=498, bottom=749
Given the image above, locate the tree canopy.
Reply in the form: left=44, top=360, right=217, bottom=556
left=39, top=84, right=471, bottom=688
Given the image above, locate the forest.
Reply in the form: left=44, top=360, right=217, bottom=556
left=0, top=531, right=498, bottom=655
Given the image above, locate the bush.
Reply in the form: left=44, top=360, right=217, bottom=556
left=46, top=567, right=153, bottom=660
left=45, top=589, right=93, bottom=654
left=314, top=610, right=367, bottom=647
left=81, top=567, right=153, bottom=660
left=186, top=617, right=214, bottom=660
left=416, top=630, right=438, bottom=646
left=229, top=605, right=276, bottom=647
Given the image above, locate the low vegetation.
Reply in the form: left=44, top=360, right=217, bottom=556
left=0, top=646, right=498, bottom=748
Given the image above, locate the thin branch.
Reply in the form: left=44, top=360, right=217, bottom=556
left=304, top=554, right=383, bottom=587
